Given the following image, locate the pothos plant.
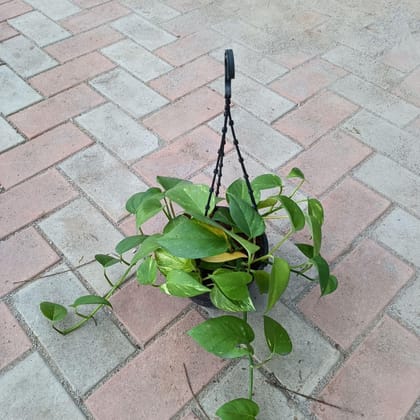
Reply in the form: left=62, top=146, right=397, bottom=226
left=40, top=169, right=337, bottom=419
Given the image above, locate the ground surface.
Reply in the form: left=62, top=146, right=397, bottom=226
left=1, top=0, right=420, bottom=419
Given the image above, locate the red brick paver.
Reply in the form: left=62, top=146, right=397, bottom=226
left=0, top=169, right=78, bottom=238
left=0, top=227, right=60, bottom=297
left=143, top=87, right=222, bottom=141
left=133, top=125, right=221, bottom=184
left=45, top=26, right=124, bottom=63
left=149, top=55, right=224, bottom=101
left=112, top=281, right=190, bottom=345
left=281, top=131, right=371, bottom=196
left=29, top=52, right=116, bottom=97
left=8, top=84, right=105, bottom=139
left=0, top=302, right=31, bottom=369
left=270, top=58, right=347, bottom=103
left=60, top=1, right=130, bottom=34
left=0, top=123, right=93, bottom=189
left=309, top=178, right=390, bottom=261
left=299, top=239, right=414, bottom=349
left=86, top=310, right=226, bottom=419
left=273, top=91, right=358, bottom=147
left=0, top=0, right=32, bottom=22
left=0, top=22, right=18, bottom=41
left=314, top=316, right=420, bottom=419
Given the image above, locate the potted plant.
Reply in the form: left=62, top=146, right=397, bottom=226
left=40, top=169, right=337, bottom=419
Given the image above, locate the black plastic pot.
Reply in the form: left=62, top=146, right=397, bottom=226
left=190, top=233, right=269, bottom=308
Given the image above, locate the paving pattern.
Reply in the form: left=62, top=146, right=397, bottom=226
left=1, top=0, right=420, bottom=419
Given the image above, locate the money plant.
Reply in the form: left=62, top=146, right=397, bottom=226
left=40, top=169, right=337, bottom=419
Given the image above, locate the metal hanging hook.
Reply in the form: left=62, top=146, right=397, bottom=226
left=224, top=49, right=235, bottom=99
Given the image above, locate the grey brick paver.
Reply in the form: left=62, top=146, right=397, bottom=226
left=76, top=103, right=159, bottom=163
left=38, top=198, right=124, bottom=266
left=331, top=74, right=420, bottom=126
left=23, top=0, right=80, bottom=20
left=102, top=39, right=172, bottom=82
left=0, top=352, right=85, bottom=419
left=355, top=154, right=420, bottom=217
left=90, top=68, right=168, bottom=118
left=0, top=66, right=41, bottom=115
left=208, top=107, right=301, bottom=169
left=59, top=144, right=147, bottom=221
left=0, top=116, right=24, bottom=152
left=0, top=35, right=57, bottom=78
left=121, top=0, right=180, bottom=23
left=343, top=110, right=420, bottom=176
left=13, top=266, right=135, bottom=394
left=9, top=11, right=71, bottom=47
left=112, top=13, right=176, bottom=50
left=374, top=208, right=420, bottom=267
left=210, top=75, right=295, bottom=123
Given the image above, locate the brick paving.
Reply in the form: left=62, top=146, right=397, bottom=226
left=0, top=1, right=419, bottom=419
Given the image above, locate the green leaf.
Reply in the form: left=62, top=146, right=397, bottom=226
left=226, top=179, right=260, bottom=205
left=136, top=256, right=157, bottom=285
left=323, top=275, right=338, bottom=296
left=266, top=257, right=290, bottom=313
left=212, top=207, right=235, bottom=227
left=188, top=316, right=254, bottom=358
left=166, top=183, right=215, bottom=215
left=210, top=286, right=255, bottom=312
left=157, top=218, right=228, bottom=259
left=308, top=198, right=324, bottom=225
left=228, top=195, right=265, bottom=239
left=131, top=234, right=162, bottom=263
left=306, top=214, right=322, bottom=256
left=279, top=195, right=305, bottom=231
left=216, top=398, right=259, bottom=420
left=115, top=235, right=145, bottom=255
left=135, top=198, right=162, bottom=228
left=40, top=302, right=68, bottom=322
left=295, top=243, right=314, bottom=259
left=263, top=315, right=292, bottom=355
left=126, top=188, right=162, bottom=214
left=95, top=254, right=119, bottom=268
left=253, top=270, right=269, bottom=294
left=311, top=255, right=331, bottom=296
left=156, top=176, right=191, bottom=191
left=154, top=248, right=195, bottom=276
left=211, top=270, right=252, bottom=300
left=287, top=167, right=305, bottom=180
left=257, top=196, right=278, bottom=209
left=161, top=270, right=210, bottom=297
left=190, top=214, right=260, bottom=256
left=251, top=174, right=282, bottom=194
left=70, top=295, right=112, bottom=308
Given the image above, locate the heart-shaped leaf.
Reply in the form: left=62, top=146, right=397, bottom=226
left=295, top=243, right=314, bottom=259
left=266, top=257, right=290, bottom=313
left=306, top=214, right=322, bottom=257
left=70, top=295, right=112, bottom=308
left=308, top=198, right=324, bottom=225
left=253, top=270, right=269, bottom=294
left=251, top=174, right=282, bottom=194
left=115, top=235, right=145, bottom=255
left=210, top=286, right=255, bottom=313
left=166, top=183, right=215, bottom=215
left=132, top=234, right=162, bottom=263
left=188, top=316, right=255, bottom=358
left=216, top=398, right=259, bottom=420
left=210, top=270, right=252, bottom=300
left=287, top=167, right=305, bottom=180
left=226, top=179, right=260, bottom=205
left=136, top=256, right=158, bottom=285
left=228, top=195, right=265, bottom=239
left=263, top=315, right=292, bottom=355
left=157, top=218, right=228, bottom=258
left=279, top=195, right=305, bottom=231
left=201, top=251, right=247, bottom=263
left=40, top=302, right=68, bottom=322
left=126, top=188, right=163, bottom=214
left=154, top=248, right=195, bottom=276
left=311, top=255, right=333, bottom=296
left=156, top=176, right=191, bottom=191
left=161, top=270, right=210, bottom=297
left=95, top=254, right=119, bottom=268
left=136, top=198, right=163, bottom=228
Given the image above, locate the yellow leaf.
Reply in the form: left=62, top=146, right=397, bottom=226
left=202, top=251, right=247, bottom=263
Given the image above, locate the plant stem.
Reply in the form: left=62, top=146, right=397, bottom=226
left=270, top=230, right=293, bottom=254
left=55, top=262, right=136, bottom=335
left=290, top=269, right=315, bottom=281
left=242, top=312, right=255, bottom=401
left=289, top=179, right=304, bottom=199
